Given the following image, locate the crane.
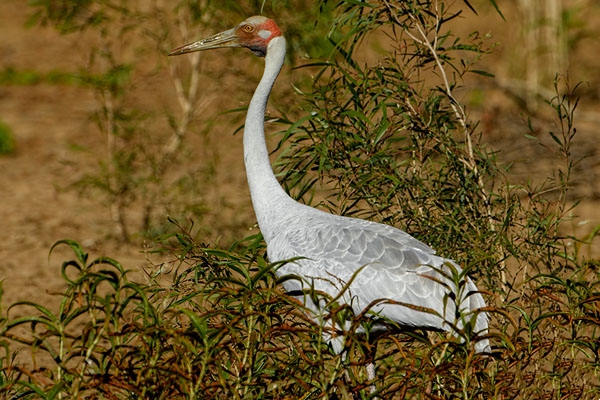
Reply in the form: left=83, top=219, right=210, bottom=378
left=169, top=15, right=490, bottom=383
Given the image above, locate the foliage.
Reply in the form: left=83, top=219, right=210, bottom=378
left=1, top=0, right=599, bottom=399
left=0, top=120, right=15, bottom=155
left=0, top=229, right=494, bottom=399
left=274, top=0, right=600, bottom=398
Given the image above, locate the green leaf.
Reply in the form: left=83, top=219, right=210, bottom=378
left=469, top=69, right=495, bottom=78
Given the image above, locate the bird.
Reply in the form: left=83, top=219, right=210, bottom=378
left=169, top=15, right=490, bottom=383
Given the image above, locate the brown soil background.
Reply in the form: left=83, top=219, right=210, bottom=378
left=0, top=1, right=599, bottom=314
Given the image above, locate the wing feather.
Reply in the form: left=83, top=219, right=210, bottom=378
left=271, top=215, right=454, bottom=323
left=267, top=209, right=489, bottom=352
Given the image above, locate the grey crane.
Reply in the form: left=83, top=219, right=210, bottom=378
left=169, top=15, right=490, bottom=381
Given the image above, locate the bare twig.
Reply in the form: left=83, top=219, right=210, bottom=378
left=160, top=16, right=203, bottom=174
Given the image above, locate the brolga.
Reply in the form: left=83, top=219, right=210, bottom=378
left=169, top=15, right=490, bottom=384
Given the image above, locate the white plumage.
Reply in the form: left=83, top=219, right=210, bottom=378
left=170, top=16, right=490, bottom=360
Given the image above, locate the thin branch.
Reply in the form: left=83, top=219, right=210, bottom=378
left=384, top=0, right=508, bottom=289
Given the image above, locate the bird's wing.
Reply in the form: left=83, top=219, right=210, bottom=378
left=270, top=214, right=462, bottom=327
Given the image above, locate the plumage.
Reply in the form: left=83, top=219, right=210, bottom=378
left=268, top=208, right=489, bottom=353
left=169, top=16, right=490, bottom=359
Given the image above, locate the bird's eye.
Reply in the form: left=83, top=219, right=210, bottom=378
left=242, top=24, right=254, bottom=33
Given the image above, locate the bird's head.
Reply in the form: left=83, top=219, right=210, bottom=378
left=168, top=16, right=282, bottom=58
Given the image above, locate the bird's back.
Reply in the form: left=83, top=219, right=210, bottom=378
left=266, top=203, right=489, bottom=352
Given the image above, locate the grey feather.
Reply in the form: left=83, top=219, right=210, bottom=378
left=268, top=205, right=490, bottom=353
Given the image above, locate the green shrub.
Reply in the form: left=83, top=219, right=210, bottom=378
left=0, top=120, right=15, bottom=155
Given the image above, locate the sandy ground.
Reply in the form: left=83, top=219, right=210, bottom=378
left=0, top=1, right=599, bottom=315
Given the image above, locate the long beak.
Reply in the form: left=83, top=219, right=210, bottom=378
left=168, top=27, right=240, bottom=56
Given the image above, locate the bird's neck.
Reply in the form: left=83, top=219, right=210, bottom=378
left=244, top=36, right=293, bottom=241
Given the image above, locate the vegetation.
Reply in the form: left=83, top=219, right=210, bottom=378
left=1, top=0, right=599, bottom=399
left=0, top=120, right=15, bottom=155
